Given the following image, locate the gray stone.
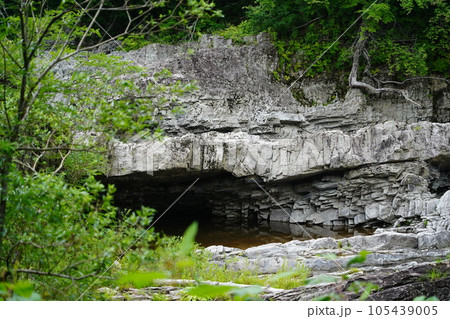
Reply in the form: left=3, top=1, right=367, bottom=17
left=308, top=237, right=338, bottom=250
left=354, top=214, right=367, bottom=225
left=343, top=232, right=418, bottom=250
left=417, top=232, right=439, bottom=249
left=437, top=191, right=450, bottom=214
left=269, top=208, right=291, bottom=222
left=289, top=209, right=307, bottom=223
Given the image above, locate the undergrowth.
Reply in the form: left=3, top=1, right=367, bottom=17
left=126, top=234, right=310, bottom=290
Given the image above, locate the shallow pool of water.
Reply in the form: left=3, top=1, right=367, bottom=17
left=154, top=217, right=374, bottom=249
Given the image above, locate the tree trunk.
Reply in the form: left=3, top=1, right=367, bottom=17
left=0, top=154, right=11, bottom=254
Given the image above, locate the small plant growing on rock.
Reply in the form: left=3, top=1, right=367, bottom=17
left=423, top=268, right=449, bottom=282
left=268, top=261, right=310, bottom=290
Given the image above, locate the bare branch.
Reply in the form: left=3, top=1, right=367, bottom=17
left=17, top=146, right=104, bottom=153
left=15, top=269, right=114, bottom=281
left=28, top=9, right=75, bottom=62
left=364, top=73, right=450, bottom=86
left=349, top=33, right=421, bottom=107
left=0, top=41, right=22, bottom=69
left=18, top=240, right=70, bottom=249
left=61, top=257, right=104, bottom=273
left=52, top=150, right=71, bottom=177
left=32, top=131, right=54, bottom=170
left=76, top=0, right=104, bottom=52
left=13, top=159, right=37, bottom=173
left=294, top=16, right=323, bottom=30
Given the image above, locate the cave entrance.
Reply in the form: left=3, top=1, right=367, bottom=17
left=106, top=172, right=373, bottom=249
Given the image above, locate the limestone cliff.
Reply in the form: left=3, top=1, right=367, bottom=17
left=107, top=34, right=450, bottom=232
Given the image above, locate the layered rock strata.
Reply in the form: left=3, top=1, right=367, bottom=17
left=106, top=34, right=449, bottom=231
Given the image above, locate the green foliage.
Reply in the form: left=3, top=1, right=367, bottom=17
left=2, top=168, right=157, bottom=299
left=63, top=151, right=107, bottom=185
left=422, top=267, right=449, bottom=282
left=219, top=0, right=449, bottom=80
left=186, top=284, right=236, bottom=299
left=179, top=221, right=199, bottom=256
left=0, top=1, right=225, bottom=302
left=216, top=21, right=255, bottom=44
left=117, top=0, right=224, bottom=49
left=268, top=261, right=311, bottom=289
left=118, top=272, right=168, bottom=289
left=346, top=250, right=370, bottom=267
left=151, top=293, right=170, bottom=301
left=230, top=285, right=264, bottom=301
left=138, top=234, right=310, bottom=290
left=307, top=250, right=376, bottom=301
left=413, top=295, right=439, bottom=301
left=370, top=40, right=428, bottom=78
left=119, top=34, right=152, bottom=52
left=184, top=284, right=264, bottom=301
left=312, top=293, right=343, bottom=301
left=118, top=221, right=310, bottom=300
left=0, top=281, right=41, bottom=301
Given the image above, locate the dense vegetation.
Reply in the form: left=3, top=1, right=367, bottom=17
left=0, top=0, right=207, bottom=300
left=237, top=0, right=449, bottom=80
left=0, top=0, right=448, bottom=300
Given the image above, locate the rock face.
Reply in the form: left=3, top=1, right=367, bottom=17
left=106, top=34, right=449, bottom=232
left=206, top=232, right=450, bottom=274
left=264, top=262, right=450, bottom=301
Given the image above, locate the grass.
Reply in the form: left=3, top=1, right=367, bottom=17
left=421, top=268, right=450, bottom=281
left=423, top=268, right=449, bottom=282
left=121, top=234, right=310, bottom=290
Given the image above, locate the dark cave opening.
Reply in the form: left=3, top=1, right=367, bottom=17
left=105, top=172, right=374, bottom=249
left=428, top=155, right=450, bottom=197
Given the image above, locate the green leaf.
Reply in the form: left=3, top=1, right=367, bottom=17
left=231, top=286, right=264, bottom=301
left=12, top=281, right=35, bottom=298
left=360, top=283, right=378, bottom=301
left=118, top=271, right=168, bottom=288
left=179, top=221, right=198, bottom=256
left=347, top=250, right=370, bottom=267
left=269, top=270, right=298, bottom=283
left=413, top=295, right=439, bottom=301
left=8, top=292, right=41, bottom=301
left=186, top=284, right=234, bottom=298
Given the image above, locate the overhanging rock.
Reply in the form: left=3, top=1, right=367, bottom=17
left=109, top=121, right=449, bottom=181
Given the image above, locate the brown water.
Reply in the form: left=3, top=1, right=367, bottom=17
left=155, top=218, right=374, bottom=249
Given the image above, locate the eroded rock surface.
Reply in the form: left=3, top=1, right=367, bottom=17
left=206, top=232, right=450, bottom=274
left=106, top=34, right=449, bottom=231
left=264, top=262, right=450, bottom=301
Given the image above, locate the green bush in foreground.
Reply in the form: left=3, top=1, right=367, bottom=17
left=1, top=169, right=156, bottom=300
left=117, top=222, right=311, bottom=301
